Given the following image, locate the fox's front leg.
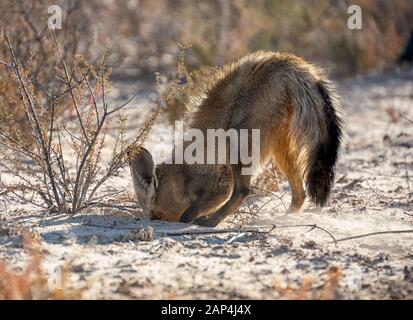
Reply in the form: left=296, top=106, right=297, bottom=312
left=194, top=166, right=251, bottom=227
left=179, top=186, right=233, bottom=224
left=193, top=189, right=249, bottom=227
left=179, top=199, right=206, bottom=223
left=179, top=165, right=234, bottom=224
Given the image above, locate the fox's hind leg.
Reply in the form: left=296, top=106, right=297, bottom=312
left=272, top=148, right=306, bottom=213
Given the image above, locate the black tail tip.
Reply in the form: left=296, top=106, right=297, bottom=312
left=308, top=81, right=342, bottom=207
left=307, top=162, right=334, bottom=207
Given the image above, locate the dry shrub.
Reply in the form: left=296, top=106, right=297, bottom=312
left=0, top=31, right=160, bottom=214
left=102, top=0, right=413, bottom=123
left=2, top=1, right=412, bottom=126
left=253, top=161, right=282, bottom=194
left=105, top=0, right=413, bottom=77
left=222, top=161, right=286, bottom=225
left=0, top=230, right=81, bottom=299
left=0, top=0, right=98, bottom=135
left=2, top=0, right=411, bottom=79
left=319, top=0, right=413, bottom=76
left=154, top=43, right=219, bottom=124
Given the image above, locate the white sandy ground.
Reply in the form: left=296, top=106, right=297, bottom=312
left=0, top=67, right=413, bottom=299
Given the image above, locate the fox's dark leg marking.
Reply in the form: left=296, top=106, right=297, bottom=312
left=179, top=199, right=205, bottom=224
left=179, top=195, right=228, bottom=224
left=194, top=165, right=251, bottom=227
left=179, top=184, right=231, bottom=224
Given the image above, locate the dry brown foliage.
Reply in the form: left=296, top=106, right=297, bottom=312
left=253, top=161, right=282, bottom=194
left=2, top=1, right=412, bottom=131
left=273, top=266, right=342, bottom=300
left=97, top=0, right=413, bottom=77
left=0, top=29, right=161, bottom=214
left=0, top=230, right=81, bottom=299
left=0, top=1, right=97, bottom=135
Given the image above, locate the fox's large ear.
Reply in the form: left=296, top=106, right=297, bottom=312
left=129, top=147, right=158, bottom=196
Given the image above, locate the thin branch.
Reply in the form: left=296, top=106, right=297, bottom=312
left=0, top=130, right=41, bottom=162
left=81, top=202, right=141, bottom=214
left=106, top=90, right=140, bottom=116
left=84, top=76, right=100, bottom=126
left=80, top=223, right=270, bottom=235
left=63, top=125, right=85, bottom=144
left=366, top=180, right=403, bottom=200
left=100, top=73, right=107, bottom=114
left=5, top=35, right=62, bottom=211
left=47, top=99, right=56, bottom=156
left=0, top=60, right=13, bottom=68
left=331, top=229, right=413, bottom=244
left=50, top=22, right=89, bottom=145
left=162, top=226, right=270, bottom=236
left=400, top=113, right=413, bottom=125
left=52, top=73, right=88, bottom=101
left=269, top=223, right=337, bottom=244
left=404, top=153, right=411, bottom=201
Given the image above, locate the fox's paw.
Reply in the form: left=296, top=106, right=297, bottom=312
left=193, top=216, right=219, bottom=227
left=286, top=205, right=302, bottom=214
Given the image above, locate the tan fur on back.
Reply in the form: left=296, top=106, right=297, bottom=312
left=187, top=51, right=333, bottom=175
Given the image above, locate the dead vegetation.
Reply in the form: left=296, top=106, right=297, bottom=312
left=0, top=29, right=163, bottom=215
left=92, top=0, right=413, bottom=77
left=274, top=266, right=342, bottom=299
left=0, top=33, right=129, bottom=214
left=0, top=230, right=81, bottom=299
left=0, top=0, right=97, bottom=137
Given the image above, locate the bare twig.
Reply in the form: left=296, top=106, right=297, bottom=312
left=163, top=226, right=269, bottom=237
left=83, top=203, right=141, bottom=211
left=331, top=229, right=413, bottom=244
left=50, top=22, right=89, bottom=144
left=400, top=113, right=413, bottom=125
left=0, top=60, right=13, bottom=68
left=106, top=90, right=141, bottom=116
left=366, top=180, right=403, bottom=200
left=269, top=223, right=337, bottom=244
left=5, top=35, right=62, bottom=212
left=404, top=153, right=411, bottom=201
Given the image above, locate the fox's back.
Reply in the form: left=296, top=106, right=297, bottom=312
left=187, top=51, right=324, bottom=133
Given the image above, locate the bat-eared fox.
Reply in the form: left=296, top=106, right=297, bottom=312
left=128, top=51, right=343, bottom=227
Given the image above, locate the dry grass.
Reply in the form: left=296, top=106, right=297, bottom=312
left=0, top=0, right=97, bottom=136
left=0, top=230, right=81, bottom=299
left=2, top=1, right=411, bottom=78
left=1, top=1, right=411, bottom=129
left=253, top=161, right=282, bottom=194
left=92, top=0, right=413, bottom=77
left=273, top=266, right=342, bottom=300
left=0, top=29, right=164, bottom=214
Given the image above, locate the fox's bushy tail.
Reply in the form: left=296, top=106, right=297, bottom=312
left=288, top=73, right=343, bottom=206
left=307, top=81, right=342, bottom=206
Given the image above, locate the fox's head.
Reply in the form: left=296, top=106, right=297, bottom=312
left=128, top=147, right=158, bottom=216
left=128, top=147, right=190, bottom=221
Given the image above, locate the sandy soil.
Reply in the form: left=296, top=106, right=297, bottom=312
left=1, top=67, right=412, bottom=299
